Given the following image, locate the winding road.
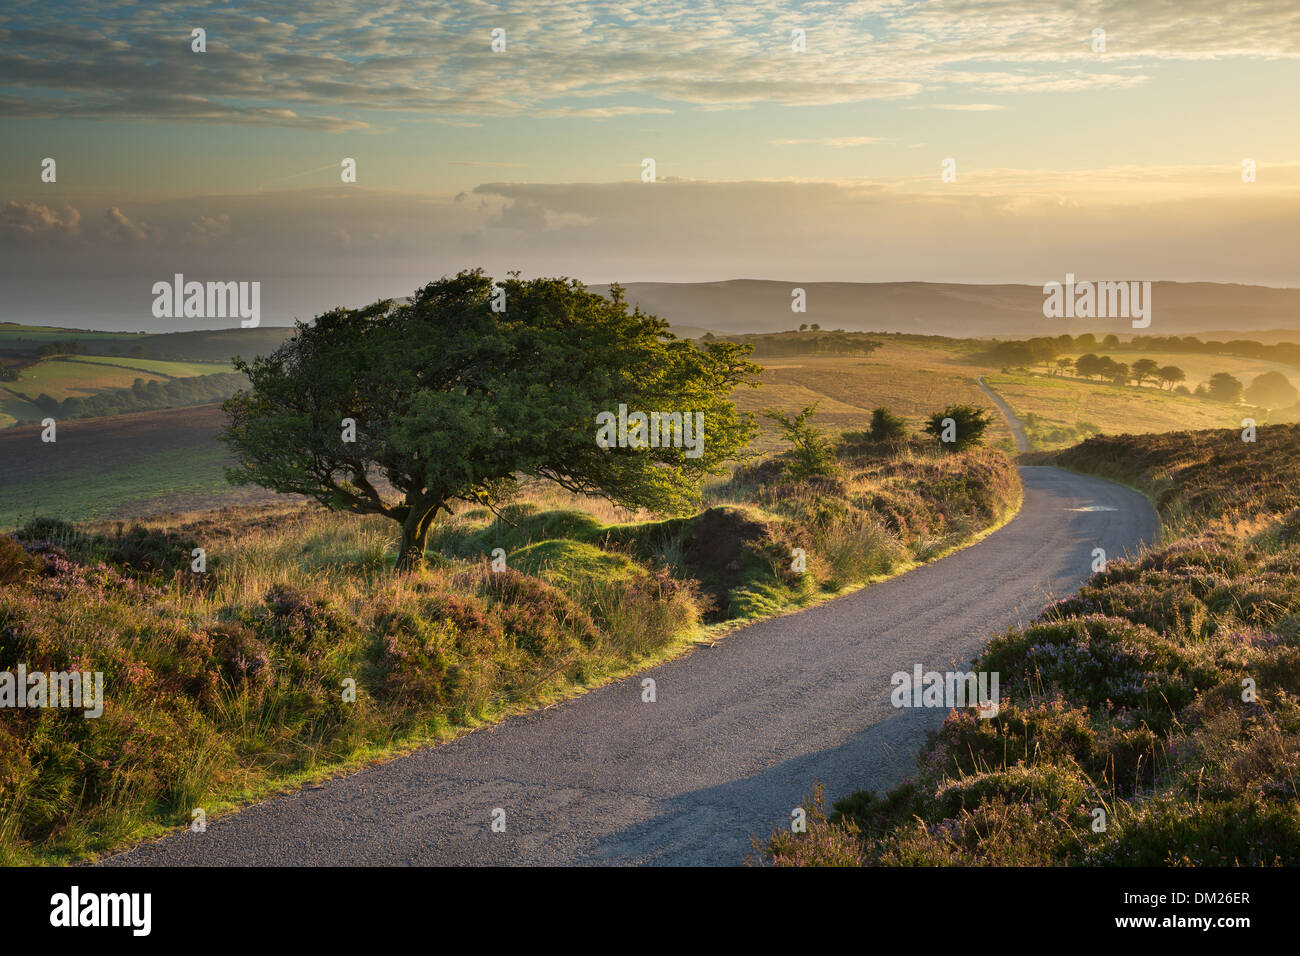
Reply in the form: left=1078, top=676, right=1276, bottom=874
left=106, top=465, right=1155, bottom=866
left=977, top=375, right=1030, bottom=452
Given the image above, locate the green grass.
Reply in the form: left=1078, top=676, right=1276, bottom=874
left=64, top=354, right=234, bottom=378
left=0, top=444, right=234, bottom=529
left=8, top=357, right=171, bottom=402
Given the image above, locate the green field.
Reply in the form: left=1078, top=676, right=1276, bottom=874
left=985, top=371, right=1244, bottom=449
left=0, top=324, right=149, bottom=353
left=0, top=443, right=237, bottom=529
left=0, top=323, right=291, bottom=360
left=66, top=354, right=235, bottom=377
left=7, top=357, right=173, bottom=402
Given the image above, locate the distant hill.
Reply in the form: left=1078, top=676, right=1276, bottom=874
left=12, top=282, right=1299, bottom=349
left=589, top=281, right=1300, bottom=338
left=0, top=325, right=294, bottom=361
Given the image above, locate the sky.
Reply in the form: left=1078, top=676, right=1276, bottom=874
left=1, top=0, right=1298, bottom=329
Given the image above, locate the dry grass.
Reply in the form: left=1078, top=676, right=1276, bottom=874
left=985, top=371, right=1243, bottom=450
left=731, top=343, right=1012, bottom=453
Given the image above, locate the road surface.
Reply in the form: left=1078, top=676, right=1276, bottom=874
left=106, top=466, right=1155, bottom=866
left=976, top=375, right=1030, bottom=452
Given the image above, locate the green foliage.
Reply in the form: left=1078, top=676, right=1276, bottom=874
left=922, top=404, right=995, bottom=452
left=762, top=403, right=838, bottom=479
left=868, top=407, right=908, bottom=441
left=36, top=372, right=247, bottom=422
left=222, top=270, right=761, bottom=570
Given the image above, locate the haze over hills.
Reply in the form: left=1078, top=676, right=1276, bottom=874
left=7, top=280, right=1299, bottom=342
left=593, top=280, right=1300, bottom=339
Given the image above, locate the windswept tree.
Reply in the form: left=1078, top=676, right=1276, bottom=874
left=1157, top=365, right=1186, bottom=389
left=222, top=270, right=760, bottom=571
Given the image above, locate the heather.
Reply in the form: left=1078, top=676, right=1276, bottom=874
left=0, top=434, right=1018, bottom=863
left=766, top=423, right=1300, bottom=866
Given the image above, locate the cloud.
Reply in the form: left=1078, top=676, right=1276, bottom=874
left=3, top=171, right=1298, bottom=332
left=186, top=213, right=232, bottom=245
left=101, top=206, right=161, bottom=242
left=0, top=200, right=80, bottom=239
left=0, top=1, right=1293, bottom=128
left=533, top=106, right=675, bottom=119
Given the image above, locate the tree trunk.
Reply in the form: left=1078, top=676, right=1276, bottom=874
left=395, top=501, right=439, bottom=572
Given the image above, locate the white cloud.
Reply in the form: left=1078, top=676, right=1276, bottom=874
left=101, top=206, right=161, bottom=242
left=0, top=200, right=80, bottom=239
left=0, top=0, right=1292, bottom=128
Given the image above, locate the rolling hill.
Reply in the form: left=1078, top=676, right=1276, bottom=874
left=591, top=280, right=1300, bottom=338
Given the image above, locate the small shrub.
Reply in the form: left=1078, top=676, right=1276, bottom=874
left=868, top=407, right=908, bottom=442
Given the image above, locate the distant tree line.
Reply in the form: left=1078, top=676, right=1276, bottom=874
left=704, top=329, right=883, bottom=357
left=27, top=372, right=247, bottom=422
left=975, top=332, right=1300, bottom=373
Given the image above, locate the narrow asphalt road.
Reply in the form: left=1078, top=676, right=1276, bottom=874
left=107, top=466, right=1155, bottom=867
left=976, top=375, right=1030, bottom=452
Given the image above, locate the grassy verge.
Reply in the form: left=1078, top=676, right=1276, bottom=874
left=0, top=436, right=1020, bottom=864
left=765, top=424, right=1300, bottom=866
